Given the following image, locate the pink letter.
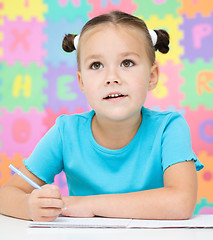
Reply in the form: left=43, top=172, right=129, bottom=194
left=153, top=0, right=167, bottom=4
left=13, top=119, right=31, bottom=143
left=193, top=24, right=212, bottom=49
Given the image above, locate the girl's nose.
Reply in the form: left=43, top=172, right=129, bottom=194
left=105, top=79, right=120, bottom=85
left=104, top=68, right=121, bottom=86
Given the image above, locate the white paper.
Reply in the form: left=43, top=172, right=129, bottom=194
left=29, top=216, right=132, bottom=228
left=128, top=214, right=213, bottom=228
left=29, top=214, right=213, bottom=229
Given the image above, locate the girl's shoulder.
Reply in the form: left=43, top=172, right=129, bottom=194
left=142, top=107, right=182, bottom=121
left=55, top=110, right=95, bottom=127
left=142, top=107, right=187, bottom=131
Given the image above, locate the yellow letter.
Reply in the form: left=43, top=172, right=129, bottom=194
left=152, top=73, right=168, bottom=99
left=13, top=74, right=31, bottom=97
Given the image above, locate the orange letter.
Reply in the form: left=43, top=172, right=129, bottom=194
left=197, top=71, right=213, bottom=95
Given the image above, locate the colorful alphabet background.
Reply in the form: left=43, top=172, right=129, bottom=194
left=0, top=0, right=212, bottom=215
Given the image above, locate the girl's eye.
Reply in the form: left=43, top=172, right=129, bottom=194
left=91, top=62, right=103, bottom=70
left=121, top=59, right=134, bottom=68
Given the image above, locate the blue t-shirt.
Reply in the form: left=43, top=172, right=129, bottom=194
left=24, top=107, right=203, bottom=196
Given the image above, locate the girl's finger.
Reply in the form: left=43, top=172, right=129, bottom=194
left=39, top=198, right=64, bottom=209
left=36, top=185, right=62, bottom=199
left=39, top=207, right=62, bottom=218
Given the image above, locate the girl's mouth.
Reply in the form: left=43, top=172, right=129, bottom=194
left=103, top=94, right=128, bottom=102
left=104, top=93, right=125, bottom=99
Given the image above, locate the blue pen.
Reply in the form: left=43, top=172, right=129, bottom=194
left=9, top=164, right=67, bottom=210
left=9, top=164, right=42, bottom=189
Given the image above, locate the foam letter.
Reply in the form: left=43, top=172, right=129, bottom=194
left=197, top=71, right=213, bottom=95
left=57, top=75, right=77, bottom=100
left=152, top=73, right=168, bottom=99
left=10, top=29, right=30, bottom=51
left=199, top=120, right=213, bottom=143
left=13, top=74, right=31, bottom=97
left=13, top=119, right=31, bottom=143
left=193, top=24, right=212, bottom=49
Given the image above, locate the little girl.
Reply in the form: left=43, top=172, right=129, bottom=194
left=0, top=11, right=203, bottom=222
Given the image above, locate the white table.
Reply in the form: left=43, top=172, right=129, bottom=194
left=1, top=214, right=213, bottom=240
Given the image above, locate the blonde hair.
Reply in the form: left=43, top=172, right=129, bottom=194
left=62, top=11, right=170, bottom=67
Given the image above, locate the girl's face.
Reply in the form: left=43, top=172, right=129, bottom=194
left=77, top=24, right=159, bottom=122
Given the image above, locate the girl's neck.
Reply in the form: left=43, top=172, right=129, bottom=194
left=91, top=112, right=142, bottom=150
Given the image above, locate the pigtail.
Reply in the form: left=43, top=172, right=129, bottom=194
left=154, top=29, right=170, bottom=54
left=62, top=34, right=77, bottom=53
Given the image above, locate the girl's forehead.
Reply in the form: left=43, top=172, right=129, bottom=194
left=91, top=23, right=139, bottom=33
left=80, top=23, right=146, bottom=47
left=77, top=23, right=154, bottom=67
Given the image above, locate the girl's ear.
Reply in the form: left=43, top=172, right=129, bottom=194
left=148, top=61, right=159, bottom=91
left=77, top=70, right=85, bottom=93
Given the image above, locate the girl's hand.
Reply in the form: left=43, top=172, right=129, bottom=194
left=28, top=184, right=64, bottom=222
left=61, top=196, right=95, bottom=218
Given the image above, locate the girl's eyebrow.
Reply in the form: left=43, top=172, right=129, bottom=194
left=120, top=52, right=140, bottom=58
left=85, top=52, right=140, bottom=63
left=84, top=54, right=102, bottom=63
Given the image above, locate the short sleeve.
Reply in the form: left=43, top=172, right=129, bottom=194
left=23, top=119, right=63, bottom=184
left=161, top=113, right=204, bottom=172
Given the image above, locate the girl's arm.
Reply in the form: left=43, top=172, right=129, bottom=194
left=62, top=160, right=197, bottom=220
left=0, top=165, right=64, bottom=221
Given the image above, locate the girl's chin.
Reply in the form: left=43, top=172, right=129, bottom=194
left=95, top=111, right=141, bottom=122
